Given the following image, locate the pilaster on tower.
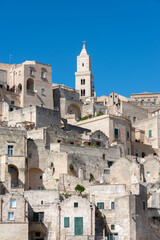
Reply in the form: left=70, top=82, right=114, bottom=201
left=75, top=42, right=94, bottom=99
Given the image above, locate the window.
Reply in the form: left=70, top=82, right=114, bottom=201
left=111, top=225, right=115, bottom=230
left=10, top=199, right=16, bottom=208
left=147, top=172, right=150, bottom=177
left=11, top=182, right=15, bottom=188
left=8, top=145, right=13, bottom=156
left=143, top=201, right=145, bottom=211
left=133, top=117, right=136, bottom=122
left=81, top=79, right=85, bottom=85
left=0, top=85, right=3, bottom=88
left=41, top=71, right=45, bottom=78
left=33, top=212, right=44, bottom=222
left=40, top=176, right=42, bottom=179
left=98, top=134, right=100, bottom=139
left=114, top=128, right=119, bottom=139
left=148, top=130, right=152, bottom=138
left=74, top=202, right=78, bottom=208
left=41, top=201, right=43, bottom=204
left=28, top=153, right=32, bottom=158
left=154, top=99, right=157, bottom=104
left=135, top=150, right=138, bottom=157
left=128, top=116, right=130, bottom=120
left=41, top=88, right=45, bottom=95
left=128, top=148, right=130, bottom=155
left=30, top=69, right=33, bottom=76
left=8, top=212, right=14, bottom=220
left=108, top=162, right=113, bottom=168
left=81, top=89, right=85, bottom=96
left=35, top=232, right=40, bottom=237
left=103, top=154, right=105, bottom=160
left=64, top=217, right=70, bottom=228
left=127, top=131, right=130, bottom=141
left=11, top=101, right=14, bottom=105
left=9, top=167, right=14, bottom=173
left=111, top=202, right=115, bottom=209
left=82, top=63, right=84, bottom=67
left=97, top=202, right=104, bottom=209
left=104, top=169, right=110, bottom=174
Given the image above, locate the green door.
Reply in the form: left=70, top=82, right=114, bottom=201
left=74, top=217, right=83, bottom=236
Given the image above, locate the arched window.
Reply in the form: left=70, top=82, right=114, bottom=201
left=8, top=165, right=19, bottom=188
left=27, top=78, right=34, bottom=92
left=18, top=83, right=22, bottom=92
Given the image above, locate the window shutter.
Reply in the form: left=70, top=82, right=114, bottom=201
left=64, top=217, right=69, bottom=227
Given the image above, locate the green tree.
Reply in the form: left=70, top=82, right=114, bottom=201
left=75, top=184, right=85, bottom=195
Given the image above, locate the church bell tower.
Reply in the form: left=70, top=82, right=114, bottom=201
left=75, top=42, right=94, bottom=99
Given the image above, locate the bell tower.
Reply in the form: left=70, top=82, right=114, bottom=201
left=75, top=42, right=94, bottom=99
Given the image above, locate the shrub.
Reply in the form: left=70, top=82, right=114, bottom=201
left=96, top=111, right=103, bottom=117
left=90, top=173, right=94, bottom=181
left=75, top=184, right=85, bottom=194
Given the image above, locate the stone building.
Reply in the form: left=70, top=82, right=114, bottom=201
left=0, top=193, right=28, bottom=240
left=0, top=44, right=160, bottom=240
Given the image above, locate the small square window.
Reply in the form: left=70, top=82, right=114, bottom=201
left=41, top=201, right=43, bottom=204
left=111, top=224, right=115, bottom=230
left=111, top=202, right=115, bottom=209
left=11, top=182, right=15, bottom=188
left=8, top=212, right=14, bottom=220
left=10, top=199, right=16, bottom=208
left=30, top=69, right=33, bottom=76
left=11, top=101, right=15, bottom=105
left=97, top=202, right=104, bottom=209
left=28, top=153, right=32, bottom=158
left=40, top=176, right=42, bottom=179
left=147, top=172, right=150, bottom=177
left=133, top=117, right=136, bottom=122
left=41, top=71, right=45, bottom=78
left=41, top=89, right=45, bottom=95
left=8, top=145, right=13, bottom=156
left=74, top=202, right=78, bottom=208
left=104, top=169, right=110, bottom=174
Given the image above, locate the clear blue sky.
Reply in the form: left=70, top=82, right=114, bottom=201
left=0, top=0, right=160, bottom=97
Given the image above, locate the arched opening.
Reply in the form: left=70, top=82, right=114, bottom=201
left=28, top=168, right=44, bottom=190
left=8, top=164, right=19, bottom=188
left=142, top=152, right=146, bottom=158
left=67, top=104, right=81, bottom=120
left=27, top=78, right=34, bottom=92
left=18, top=83, right=22, bottom=92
